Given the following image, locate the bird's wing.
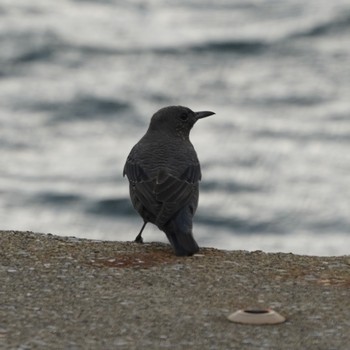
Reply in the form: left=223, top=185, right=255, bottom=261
left=179, top=163, right=202, bottom=183
left=153, top=166, right=199, bottom=228
left=123, top=156, right=149, bottom=183
left=123, top=156, right=159, bottom=221
left=124, top=158, right=200, bottom=228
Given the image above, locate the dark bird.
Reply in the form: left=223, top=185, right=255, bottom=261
left=123, top=105, right=214, bottom=256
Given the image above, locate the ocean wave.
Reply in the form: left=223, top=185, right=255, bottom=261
left=86, top=198, right=134, bottom=216
left=34, top=192, right=82, bottom=204
left=12, top=45, right=56, bottom=64
left=196, top=214, right=276, bottom=234
left=246, top=94, right=329, bottom=107
left=291, top=13, right=350, bottom=38
left=32, top=95, right=132, bottom=121
left=253, top=128, right=350, bottom=143
left=188, top=40, right=268, bottom=54
left=128, top=39, right=268, bottom=55
left=0, top=30, right=63, bottom=64
left=200, top=180, right=260, bottom=193
left=72, top=40, right=268, bottom=56
left=2, top=28, right=268, bottom=64
left=32, top=192, right=134, bottom=217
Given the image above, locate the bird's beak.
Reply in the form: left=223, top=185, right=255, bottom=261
left=195, top=111, right=215, bottom=120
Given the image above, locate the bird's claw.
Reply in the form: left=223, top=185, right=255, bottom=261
left=134, top=235, right=143, bottom=244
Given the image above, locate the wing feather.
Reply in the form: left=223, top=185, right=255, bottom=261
left=124, top=157, right=200, bottom=228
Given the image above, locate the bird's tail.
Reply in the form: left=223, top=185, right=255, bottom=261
left=164, top=229, right=199, bottom=256
left=160, top=205, right=199, bottom=256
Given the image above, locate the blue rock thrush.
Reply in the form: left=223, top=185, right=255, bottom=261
left=123, top=106, right=214, bottom=256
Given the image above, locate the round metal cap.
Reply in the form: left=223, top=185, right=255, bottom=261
left=227, top=308, right=286, bottom=325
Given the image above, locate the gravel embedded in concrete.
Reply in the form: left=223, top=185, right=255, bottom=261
left=1, top=230, right=349, bottom=349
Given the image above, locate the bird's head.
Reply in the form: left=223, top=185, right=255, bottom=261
left=148, top=106, right=215, bottom=140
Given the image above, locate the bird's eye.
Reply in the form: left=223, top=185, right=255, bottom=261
left=180, top=113, right=188, bottom=121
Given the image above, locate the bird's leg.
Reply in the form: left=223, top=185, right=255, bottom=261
left=134, top=221, right=147, bottom=243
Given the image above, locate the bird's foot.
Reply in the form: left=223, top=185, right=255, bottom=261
left=134, top=235, right=143, bottom=244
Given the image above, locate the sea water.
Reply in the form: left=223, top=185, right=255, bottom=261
left=1, top=0, right=350, bottom=255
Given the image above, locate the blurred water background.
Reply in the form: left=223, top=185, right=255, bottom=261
left=1, top=0, right=350, bottom=255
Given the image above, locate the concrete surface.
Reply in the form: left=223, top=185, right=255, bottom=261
left=1, top=230, right=349, bottom=349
